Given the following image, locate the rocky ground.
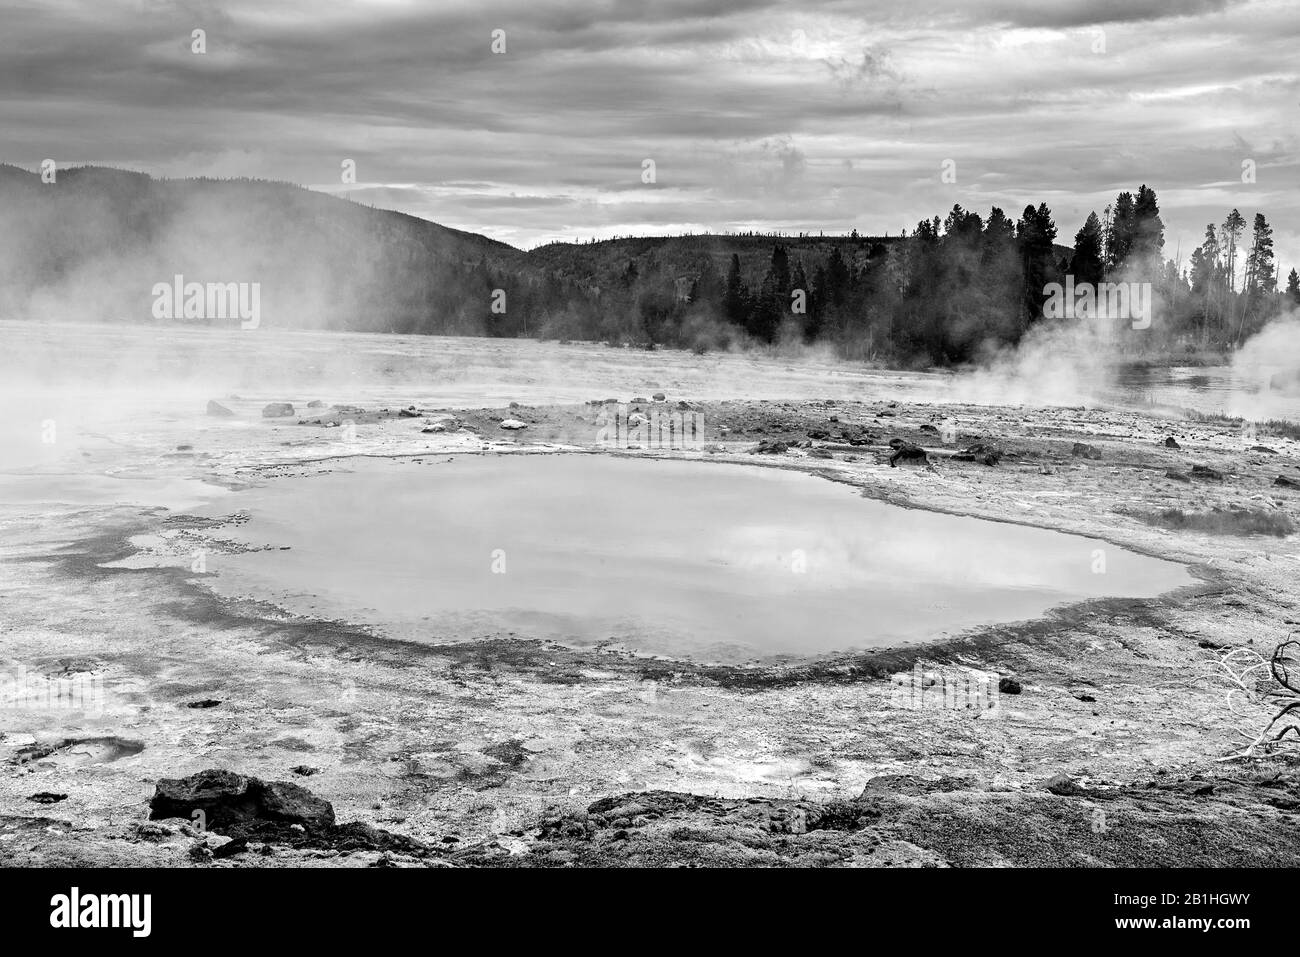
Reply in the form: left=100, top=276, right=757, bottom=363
left=3, top=393, right=1300, bottom=867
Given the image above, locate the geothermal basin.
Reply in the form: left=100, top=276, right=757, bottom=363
left=191, top=454, right=1194, bottom=663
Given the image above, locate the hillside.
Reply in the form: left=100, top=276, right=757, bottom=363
left=0, top=165, right=528, bottom=335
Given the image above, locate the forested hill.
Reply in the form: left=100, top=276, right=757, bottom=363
left=2, top=165, right=1292, bottom=364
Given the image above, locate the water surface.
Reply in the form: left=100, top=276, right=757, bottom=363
left=193, top=454, right=1192, bottom=663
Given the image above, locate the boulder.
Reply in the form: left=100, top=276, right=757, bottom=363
left=150, top=768, right=335, bottom=833
left=1275, top=475, right=1300, bottom=490
left=499, top=419, right=528, bottom=430
left=998, top=677, right=1022, bottom=695
left=1071, top=442, right=1102, bottom=460
left=752, top=440, right=789, bottom=455
left=888, top=439, right=928, bottom=468
left=1190, top=464, right=1224, bottom=481
left=261, top=402, right=295, bottom=418
left=206, top=400, right=235, bottom=417
left=652, top=392, right=666, bottom=402
left=1164, top=436, right=1181, bottom=449
left=1042, top=774, right=1088, bottom=797
left=1165, top=469, right=1191, bottom=483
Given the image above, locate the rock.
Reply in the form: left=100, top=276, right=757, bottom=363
left=631, top=397, right=648, bottom=404
left=752, top=440, right=789, bottom=455
left=1072, top=691, right=1097, bottom=703
left=952, top=442, right=1002, bottom=466
left=176, top=444, right=193, bottom=451
left=1275, top=475, right=1300, bottom=489
left=27, top=792, right=67, bottom=804
left=919, top=423, right=938, bottom=433
left=206, top=400, right=235, bottom=417
left=1190, top=464, right=1224, bottom=481
left=808, top=448, right=833, bottom=459
left=807, top=429, right=830, bottom=440
left=211, top=837, right=249, bottom=858
left=185, top=699, right=221, bottom=709
left=398, top=408, right=421, bottom=418
left=888, top=439, right=928, bottom=468
left=1071, top=442, right=1102, bottom=460
left=652, top=392, right=666, bottom=401
left=150, top=769, right=335, bottom=833
left=998, top=677, right=1022, bottom=695
left=1251, top=446, right=1278, bottom=454
left=1165, top=469, right=1191, bottom=483
left=1164, top=436, right=1181, bottom=449
left=306, top=400, right=325, bottom=408
left=291, top=765, right=320, bottom=777
left=421, top=424, right=446, bottom=433
left=1042, top=774, right=1088, bottom=797
left=499, top=419, right=528, bottom=430
left=261, top=402, right=295, bottom=418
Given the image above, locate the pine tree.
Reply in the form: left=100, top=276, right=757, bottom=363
left=723, top=253, right=746, bottom=326
left=1130, top=185, right=1165, bottom=267
left=1106, top=192, right=1135, bottom=271
left=1071, top=212, right=1105, bottom=287
left=1287, top=268, right=1300, bottom=307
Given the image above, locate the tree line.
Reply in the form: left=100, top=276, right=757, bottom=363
left=481, top=185, right=1294, bottom=364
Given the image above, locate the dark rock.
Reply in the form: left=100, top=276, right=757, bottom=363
left=1165, top=469, right=1191, bottom=483
left=998, top=677, right=1022, bottom=695
left=176, top=444, right=193, bottom=451
left=150, top=769, right=335, bottom=834
left=1275, top=475, right=1300, bottom=490
left=1164, top=436, right=1181, bottom=449
left=398, top=408, right=421, bottom=417
left=27, top=792, right=67, bottom=804
left=261, top=402, right=295, bottom=418
left=185, top=699, right=221, bottom=709
left=291, top=765, right=321, bottom=776
left=808, top=448, right=833, bottom=459
left=1071, top=442, right=1102, bottom=460
left=1042, top=774, right=1088, bottom=796
left=652, top=393, right=666, bottom=401
left=918, top=423, right=938, bottom=434
left=807, top=429, right=830, bottom=440
left=1251, top=446, right=1278, bottom=454
left=952, top=442, right=1002, bottom=466
left=752, top=440, right=789, bottom=455
left=211, top=836, right=248, bottom=858
left=206, top=400, right=235, bottom=417
left=1190, top=464, right=1224, bottom=481
left=888, top=439, right=928, bottom=468
left=1072, top=691, right=1097, bottom=703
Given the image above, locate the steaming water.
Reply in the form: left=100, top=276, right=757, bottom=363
left=1113, top=365, right=1300, bottom=424
left=190, top=455, right=1191, bottom=663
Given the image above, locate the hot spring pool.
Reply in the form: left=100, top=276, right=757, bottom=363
left=191, top=453, right=1192, bottom=663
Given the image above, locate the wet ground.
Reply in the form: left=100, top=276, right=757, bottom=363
left=3, top=326, right=1300, bottom=867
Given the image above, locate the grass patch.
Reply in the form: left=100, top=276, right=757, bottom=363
left=1182, top=409, right=1300, bottom=441
left=1132, top=507, right=1295, bottom=537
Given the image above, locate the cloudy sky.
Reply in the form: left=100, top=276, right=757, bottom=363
left=4, top=0, right=1298, bottom=273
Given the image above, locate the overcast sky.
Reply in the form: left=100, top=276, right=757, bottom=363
left=3, top=0, right=1298, bottom=274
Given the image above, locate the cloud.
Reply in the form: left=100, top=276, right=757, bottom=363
left=0, top=0, right=1295, bottom=272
